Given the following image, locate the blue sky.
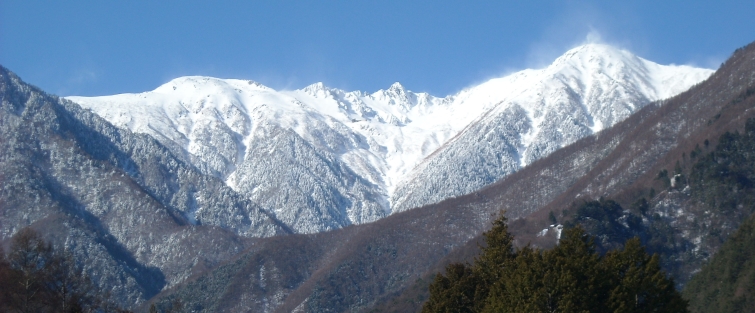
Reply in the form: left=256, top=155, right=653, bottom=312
left=1, top=1, right=753, bottom=97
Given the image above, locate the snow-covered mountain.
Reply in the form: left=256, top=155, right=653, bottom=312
left=390, top=44, right=715, bottom=211
left=67, top=43, right=713, bottom=234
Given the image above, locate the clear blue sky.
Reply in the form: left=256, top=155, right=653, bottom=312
left=1, top=1, right=753, bottom=97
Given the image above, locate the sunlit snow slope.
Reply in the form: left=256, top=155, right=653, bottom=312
left=67, top=44, right=713, bottom=233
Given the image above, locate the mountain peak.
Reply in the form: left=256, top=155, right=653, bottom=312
left=153, top=76, right=218, bottom=92
left=553, top=43, right=638, bottom=68
left=302, top=82, right=333, bottom=97
left=565, top=43, right=624, bottom=56
left=388, top=82, right=406, bottom=93
left=153, top=76, right=273, bottom=93
left=67, top=41, right=714, bottom=236
left=307, top=82, right=326, bottom=89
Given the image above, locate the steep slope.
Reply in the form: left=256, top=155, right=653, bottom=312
left=683, top=208, right=755, bottom=313
left=391, top=44, right=712, bottom=211
left=0, top=66, right=288, bottom=307
left=67, top=44, right=712, bottom=233
left=519, top=42, right=755, bottom=287
left=379, top=41, right=755, bottom=311
left=150, top=41, right=754, bottom=312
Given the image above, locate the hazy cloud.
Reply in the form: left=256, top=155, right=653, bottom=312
left=525, top=2, right=647, bottom=69
left=56, top=68, right=100, bottom=96
left=68, top=69, right=98, bottom=85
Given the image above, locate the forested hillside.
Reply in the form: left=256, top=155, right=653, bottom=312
left=683, top=212, right=755, bottom=313
left=681, top=119, right=755, bottom=313
left=423, top=214, right=686, bottom=312
left=375, top=41, right=755, bottom=312
left=140, top=41, right=755, bottom=312
left=0, top=228, right=131, bottom=312
left=1, top=38, right=753, bottom=312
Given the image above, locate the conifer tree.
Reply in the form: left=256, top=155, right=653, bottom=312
left=542, top=227, right=604, bottom=312
left=484, top=227, right=605, bottom=312
left=423, top=263, right=477, bottom=313
left=483, top=246, right=544, bottom=313
left=423, top=209, right=689, bottom=312
left=472, top=210, right=515, bottom=308
left=424, top=211, right=514, bottom=313
left=603, top=238, right=687, bottom=313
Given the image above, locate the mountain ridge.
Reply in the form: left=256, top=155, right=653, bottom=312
left=2, top=40, right=751, bottom=311
left=66, top=43, right=713, bottom=233
left=0, top=66, right=289, bottom=305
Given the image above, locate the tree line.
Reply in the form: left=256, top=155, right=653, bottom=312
left=422, top=212, right=688, bottom=312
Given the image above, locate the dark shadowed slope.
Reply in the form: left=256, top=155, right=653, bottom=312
left=683, top=209, right=755, bottom=313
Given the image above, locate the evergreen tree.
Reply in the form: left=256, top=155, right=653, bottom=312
left=484, top=228, right=605, bottom=313
left=603, top=238, right=687, bottom=313
left=423, top=211, right=688, bottom=312
left=424, top=211, right=514, bottom=313
left=475, top=212, right=516, bottom=274
left=423, top=263, right=477, bottom=313
left=472, top=210, right=516, bottom=308
left=541, top=227, right=604, bottom=312
left=483, top=246, right=545, bottom=313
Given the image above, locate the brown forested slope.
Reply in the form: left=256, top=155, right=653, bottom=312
left=374, top=41, right=755, bottom=311
left=152, top=41, right=755, bottom=312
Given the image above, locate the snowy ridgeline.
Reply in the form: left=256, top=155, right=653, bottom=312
left=67, top=43, right=713, bottom=234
